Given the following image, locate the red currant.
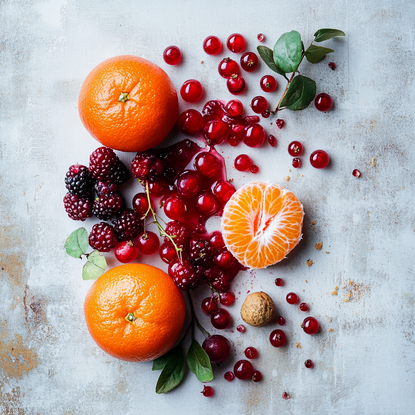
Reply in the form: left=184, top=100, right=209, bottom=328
left=234, top=360, right=254, bottom=380
left=148, top=179, right=168, bottom=197
left=212, top=180, right=235, bottom=203
left=269, top=329, right=286, bottom=347
left=260, top=75, right=277, bottom=93
left=237, top=324, right=246, bottom=333
left=209, top=231, right=225, bottom=250
left=277, top=316, right=286, bottom=326
left=164, top=196, right=187, bottom=220
left=180, top=79, right=203, bottom=103
left=163, top=46, right=182, bottom=65
left=268, top=134, right=277, bottom=147
left=310, top=150, right=330, bottom=169
left=249, top=165, right=259, bottom=174
left=282, top=392, right=290, bottom=400
left=227, top=33, right=246, bottom=53
left=352, top=169, right=361, bottom=177
left=227, top=74, right=246, bottom=95
left=234, top=154, right=251, bottom=171
left=240, top=52, right=259, bottom=72
left=244, top=115, right=260, bottom=124
left=292, top=158, right=301, bottom=168
left=305, top=359, right=314, bottom=368
left=195, top=192, right=218, bottom=215
left=275, top=278, right=284, bottom=286
left=159, top=242, right=177, bottom=263
left=194, top=152, right=220, bottom=178
left=202, top=334, right=231, bottom=364
left=252, top=370, right=262, bottom=382
left=218, top=58, right=240, bottom=78
left=244, top=347, right=258, bottom=359
left=136, top=231, right=160, bottom=255
left=115, top=240, right=139, bottom=263
left=177, top=109, right=204, bottom=135
left=202, top=385, right=214, bottom=397
left=299, top=302, right=309, bottom=312
left=225, top=99, right=244, bottom=118
left=286, top=292, right=299, bottom=304
left=224, top=371, right=235, bottom=381
left=288, top=141, right=303, bottom=156
left=251, top=96, right=268, bottom=114
left=314, top=93, right=333, bottom=112
left=276, top=119, right=285, bottom=129
left=203, top=35, right=222, bottom=55
left=176, top=171, right=202, bottom=199
left=302, top=316, right=319, bottom=335
left=261, top=110, right=270, bottom=118
left=211, top=308, right=231, bottom=329
left=203, top=119, right=229, bottom=145
left=201, top=297, right=218, bottom=315
left=215, top=249, right=237, bottom=269
left=132, top=192, right=149, bottom=217
left=220, top=291, right=235, bottom=306
left=257, top=33, right=265, bottom=42
left=242, top=124, right=265, bottom=148
left=328, top=62, right=336, bottom=70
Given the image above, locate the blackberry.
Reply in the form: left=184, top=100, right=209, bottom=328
left=92, top=192, right=125, bottom=220
left=89, top=222, right=118, bottom=252
left=112, top=209, right=143, bottom=241
left=131, top=153, right=163, bottom=182
left=164, top=221, right=190, bottom=249
left=94, top=181, right=118, bottom=196
left=169, top=260, right=200, bottom=291
left=65, top=164, right=94, bottom=198
left=204, top=268, right=230, bottom=292
left=63, top=193, right=92, bottom=221
left=89, top=147, right=130, bottom=184
left=188, top=238, right=214, bottom=267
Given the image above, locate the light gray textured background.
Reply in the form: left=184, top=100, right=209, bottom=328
left=1, top=0, right=414, bottom=414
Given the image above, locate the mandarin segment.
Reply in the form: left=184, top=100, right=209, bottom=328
left=221, top=181, right=304, bottom=269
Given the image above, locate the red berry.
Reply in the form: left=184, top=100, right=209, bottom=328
left=261, top=110, right=270, bottom=118
left=220, top=291, right=235, bottom=306
left=215, top=249, right=237, bottom=269
left=201, top=297, right=218, bottom=315
left=148, top=179, right=168, bottom=197
left=275, top=278, right=284, bottom=286
left=353, top=169, right=361, bottom=178
left=132, top=192, right=149, bottom=217
left=163, top=46, right=182, bottom=65
left=203, top=35, right=222, bottom=55
left=177, top=109, right=204, bottom=135
left=305, top=359, right=314, bottom=368
left=203, top=120, right=229, bottom=145
left=136, top=231, right=160, bottom=255
left=63, top=193, right=92, bottom=221
left=159, top=242, right=177, bottom=263
left=251, top=96, right=268, bottom=114
left=195, top=192, right=218, bottom=216
left=277, top=316, right=286, bottom=326
left=292, top=158, right=301, bottom=168
left=176, top=170, right=202, bottom=199
left=244, top=115, right=260, bottom=125
left=237, top=324, right=246, bottom=333
left=328, top=62, right=336, bottom=70
left=209, top=231, right=225, bottom=250
left=286, top=292, right=299, bottom=305
left=310, top=150, right=330, bottom=169
left=240, top=52, right=259, bottom=72
left=276, top=119, right=285, bottom=129
left=202, top=334, right=231, bottom=364
left=244, top=347, right=258, bottom=359
left=225, top=99, right=244, bottom=118
left=115, top=240, right=139, bottom=263
left=234, top=154, right=251, bottom=171
left=242, top=124, right=265, bottom=147
left=260, top=75, right=277, bottom=93
left=202, top=385, right=214, bottom=397
left=314, top=93, right=333, bottom=112
left=234, top=360, right=254, bottom=380
left=299, top=302, right=309, bottom=312
left=269, top=329, right=286, bottom=347
left=227, top=74, right=246, bottom=95
left=288, top=141, right=303, bottom=156
left=168, top=259, right=200, bottom=290
left=252, top=370, right=262, bottom=382
left=249, top=165, right=259, bottom=174
left=89, top=223, right=117, bottom=252
left=268, top=134, right=277, bottom=147
left=164, top=196, right=187, bottom=220
left=302, top=316, right=319, bottom=335
left=180, top=79, right=203, bottom=103
left=282, top=392, right=290, bottom=400
left=212, top=180, right=235, bottom=203
left=224, top=371, right=235, bottom=381
left=228, top=136, right=240, bottom=147
left=211, top=308, right=231, bottom=329
left=218, top=57, right=240, bottom=78
left=194, top=152, right=220, bottom=178
left=227, top=33, right=246, bottom=53
left=257, top=33, right=265, bottom=42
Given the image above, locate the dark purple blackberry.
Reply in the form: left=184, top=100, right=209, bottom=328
left=131, top=153, right=163, bottom=182
left=164, top=221, right=190, bottom=248
left=65, top=164, right=94, bottom=198
left=89, top=147, right=130, bottom=184
left=204, top=268, right=230, bottom=292
left=92, top=192, right=125, bottom=220
left=94, top=181, right=118, bottom=196
left=89, top=222, right=118, bottom=252
left=188, top=238, right=214, bottom=267
left=169, top=260, right=200, bottom=291
left=112, top=209, right=143, bottom=241
left=63, top=193, right=92, bottom=221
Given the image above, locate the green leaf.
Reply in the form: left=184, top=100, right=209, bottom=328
left=279, top=75, right=316, bottom=111
left=152, top=347, right=180, bottom=371
left=273, top=30, right=303, bottom=73
left=305, top=44, right=334, bottom=63
left=256, top=46, right=288, bottom=80
left=156, top=347, right=185, bottom=394
left=82, top=251, right=107, bottom=280
left=187, top=339, right=213, bottom=383
left=313, top=28, right=345, bottom=43
left=64, top=228, right=89, bottom=258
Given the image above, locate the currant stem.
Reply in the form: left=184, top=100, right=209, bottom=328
left=187, top=291, right=211, bottom=338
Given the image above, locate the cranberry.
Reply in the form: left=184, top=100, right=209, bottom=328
left=277, top=316, right=286, bottom=326
left=211, top=308, right=231, bottom=329
left=261, top=110, right=270, bottom=118
left=177, top=109, right=204, bottom=135
left=234, top=154, right=251, bottom=171
left=176, top=171, right=202, bottom=199
left=244, top=115, right=260, bottom=124
left=282, top=392, right=290, bottom=400
left=227, top=74, right=246, bottom=95
left=202, top=334, right=231, bottom=364
left=159, top=242, right=177, bottom=263
left=275, top=278, right=284, bottom=286
left=252, top=370, right=262, bottom=382
left=286, top=292, right=299, bottom=305
left=209, top=231, right=225, bottom=250
left=249, top=165, right=259, bottom=174
left=215, top=249, right=237, bottom=269
left=310, top=150, right=330, bottom=169
left=260, top=75, right=278, bottom=93
left=203, top=120, right=229, bottom=145
left=163, top=46, right=182, bottom=65
left=212, top=180, right=235, bottom=203
left=314, top=93, right=333, bottom=112
left=288, top=141, right=303, bottom=156
left=195, top=192, right=218, bottom=215
left=242, top=124, right=265, bottom=147
left=328, top=62, right=336, bottom=70
left=180, top=79, right=203, bottom=103
left=224, top=371, right=235, bottom=381
left=251, top=96, right=268, bottom=114
left=218, top=58, right=240, bottom=78
left=164, top=196, right=187, bottom=220
left=237, top=324, right=246, bottom=333
left=292, top=158, right=301, bottom=168
left=194, top=152, right=220, bottom=178
left=299, top=302, right=309, bottom=312
left=227, top=33, right=246, bottom=53
left=276, top=119, right=285, bottom=129
left=234, top=360, right=254, bottom=380
left=202, top=385, right=214, bottom=397
left=136, top=231, right=160, bottom=255
left=244, top=347, right=258, bottom=359
left=257, top=33, right=265, bottom=42
left=225, top=99, right=244, bottom=118
left=220, top=291, right=235, bottom=306
left=115, top=240, right=139, bottom=263
left=132, top=192, right=149, bottom=217
left=240, top=52, right=259, bottom=72
left=203, top=35, right=222, bottom=55
left=353, top=169, right=361, bottom=178
left=148, top=179, right=168, bottom=197
left=269, top=329, right=286, bottom=347
left=268, top=134, right=277, bottom=147
left=302, top=316, right=319, bottom=335
left=201, top=297, right=218, bottom=315
left=305, top=359, right=314, bottom=368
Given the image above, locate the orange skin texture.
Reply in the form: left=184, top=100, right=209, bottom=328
left=78, top=55, right=178, bottom=152
left=84, top=263, right=185, bottom=362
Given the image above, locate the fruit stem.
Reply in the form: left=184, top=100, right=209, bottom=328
left=118, top=92, right=129, bottom=103
left=187, top=291, right=211, bottom=338
left=125, top=312, right=136, bottom=323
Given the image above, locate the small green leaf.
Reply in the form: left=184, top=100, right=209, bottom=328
left=273, top=30, right=303, bottom=73
left=187, top=339, right=213, bottom=383
left=64, top=228, right=89, bottom=258
left=152, top=347, right=180, bottom=371
left=156, top=348, right=185, bottom=394
left=256, top=46, right=288, bottom=80
left=305, top=44, right=334, bottom=64
left=279, top=75, right=316, bottom=111
left=313, top=29, right=345, bottom=43
left=82, top=251, right=107, bottom=280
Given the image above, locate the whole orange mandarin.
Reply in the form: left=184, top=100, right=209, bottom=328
left=84, top=263, right=185, bottom=362
left=78, top=55, right=178, bottom=152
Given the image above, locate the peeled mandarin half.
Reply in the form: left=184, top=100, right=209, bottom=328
left=221, top=181, right=304, bottom=269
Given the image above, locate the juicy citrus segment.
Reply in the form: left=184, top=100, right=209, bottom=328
left=221, top=182, right=304, bottom=269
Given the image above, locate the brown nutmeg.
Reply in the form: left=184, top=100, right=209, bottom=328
left=240, top=291, right=276, bottom=327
